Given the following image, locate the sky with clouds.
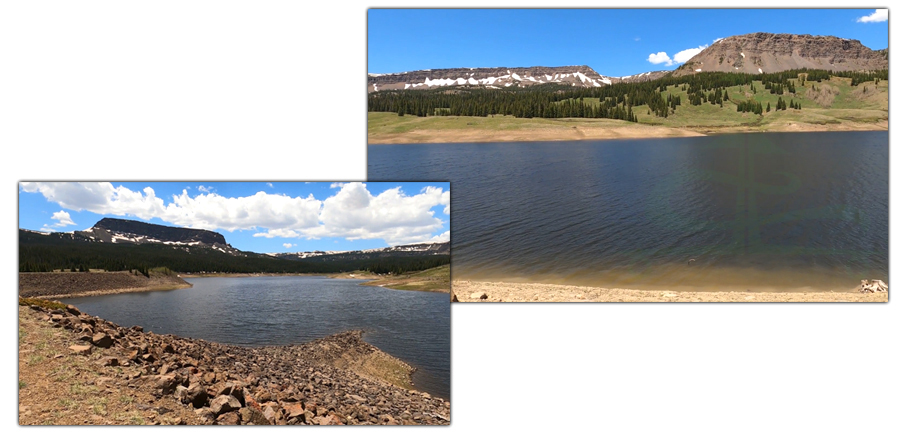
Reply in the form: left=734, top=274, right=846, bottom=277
left=368, top=9, right=888, bottom=77
left=19, top=182, right=450, bottom=253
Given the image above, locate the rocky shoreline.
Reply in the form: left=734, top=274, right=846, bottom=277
left=18, top=300, right=450, bottom=425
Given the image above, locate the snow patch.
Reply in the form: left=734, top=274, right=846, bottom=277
left=695, top=69, right=702, bottom=72
left=740, top=52, right=745, bottom=58
left=758, top=68, right=763, bottom=73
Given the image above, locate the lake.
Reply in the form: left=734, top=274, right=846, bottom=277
left=63, top=276, right=450, bottom=399
left=369, top=131, right=888, bottom=292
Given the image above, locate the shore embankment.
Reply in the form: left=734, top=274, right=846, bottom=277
left=19, top=272, right=192, bottom=300
left=18, top=300, right=450, bottom=425
left=452, top=280, right=887, bottom=303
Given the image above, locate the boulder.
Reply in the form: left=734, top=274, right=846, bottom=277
left=154, top=374, right=181, bottom=395
left=97, top=356, right=119, bottom=367
left=69, top=344, right=92, bottom=355
left=209, top=394, right=242, bottom=415
left=470, top=292, right=488, bottom=300
left=91, top=333, right=113, bottom=348
left=239, top=407, right=270, bottom=425
left=216, top=412, right=240, bottom=425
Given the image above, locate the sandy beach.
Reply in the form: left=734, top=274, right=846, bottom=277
left=452, top=280, right=887, bottom=303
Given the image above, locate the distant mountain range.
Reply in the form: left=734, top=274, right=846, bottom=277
left=368, top=66, right=669, bottom=92
left=20, top=218, right=450, bottom=274
left=367, top=33, right=887, bottom=92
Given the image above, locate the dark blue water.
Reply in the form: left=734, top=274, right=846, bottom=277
left=369, top=132, right=888, bottom=292
left=63, top=276, right=450, bottom=399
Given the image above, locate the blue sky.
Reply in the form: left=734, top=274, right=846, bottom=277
left=19, top=182, right=450, bottom=253
left=368, top=8, right=888, bottom=77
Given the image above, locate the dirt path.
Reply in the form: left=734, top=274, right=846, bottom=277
left=452, top=280, right=887, bottom=303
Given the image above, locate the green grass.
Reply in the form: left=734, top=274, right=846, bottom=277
left=369, top=76, right=887, bottom=137
left=19, top=380, right=26, bottom=389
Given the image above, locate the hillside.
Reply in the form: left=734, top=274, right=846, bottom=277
left=672, top=33, right=887, bottom=76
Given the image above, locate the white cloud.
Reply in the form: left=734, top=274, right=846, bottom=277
left=634, top=37, right=640, bottom=42
left=51, top=210, right=75, bottom=227
left=647, top=52, right=671, bottom=65
left=283, top=243, right=294, bottom=249
left=857, top=9, right=888, bottom=23
left=648, top=44, right=709, bottom=66
left=672, top=45, right=708, bottom=64
left=713, top=37, right=724, bottom=43
left=22, top=181, right=449, bottom=246
left=429, top=230, right=450, bottom=243
left=20, top=182, right=167, bottom=220
left=267, top=183, right=274, bottom=188
left=197, top=185, right=212, bottom=193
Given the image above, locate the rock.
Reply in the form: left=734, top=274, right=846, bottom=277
left=216, top=411, right=240, bottom=425
left=184, top=383, right=208, bottom=408
left=194, top=407, right=216, bottom=424
left=239, top=407, right=270, bottom=425
left=284, top=402, right=305, bottom=419
left=97, top=356, right=119, bottom=367
left=69, top=344, right=92, bottom=355
left=65, top=305, right=81, bottom=316
left=470, top=292, right=488, bottom=300
left=209, top=394, right=242, bottom=415
left=91, top=333, right=113, bottom=348
left=131, top=325, right=143, bottom=333
left=451, top=294, right=459, bottom=302
left=154, top=374, right=181, bottom=395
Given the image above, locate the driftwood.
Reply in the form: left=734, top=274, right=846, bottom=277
left=858, top=279, right=888, bottom=293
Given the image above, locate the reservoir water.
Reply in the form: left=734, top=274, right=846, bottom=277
left=64, top=276, right=450, bottom=399
left=369, top=131, right=888, bottom=292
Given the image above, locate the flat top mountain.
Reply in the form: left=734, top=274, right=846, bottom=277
left=88, top=217, right=228, bottom=246
left=673, top=32, right=888, bottom=76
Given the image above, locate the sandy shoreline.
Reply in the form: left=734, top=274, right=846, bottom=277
left=368, top=121, right=887, bottom=145
left=452, top=280, right=887, bottom=303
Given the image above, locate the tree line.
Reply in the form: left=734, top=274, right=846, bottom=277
left=18, top=230, right=449, bottom=275
left=368, top=68, right=887, bottom=123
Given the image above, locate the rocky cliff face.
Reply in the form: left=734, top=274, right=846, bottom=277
left=76, top=218, right=237, bottom=253
left=673, top=33, right=888, bottom=76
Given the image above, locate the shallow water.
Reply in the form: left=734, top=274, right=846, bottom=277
left=64, top=276, right=450, bottom=399
left=369, top=131, right=888, bottom=292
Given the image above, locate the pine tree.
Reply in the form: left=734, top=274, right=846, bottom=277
left=766, top=102, right=771, bottom=113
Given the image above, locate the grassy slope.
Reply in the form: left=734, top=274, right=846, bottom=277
left=359, top=264, right=450, bottom=293
left=368, top=76, right=887, bottom=141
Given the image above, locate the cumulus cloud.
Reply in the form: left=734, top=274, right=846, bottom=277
left=647, top=52, right=671, bottom=65
left=283, top=243, right=294, bottom=249
left=857, top=9, right=887, bottom=23
left=648, top=44, right=709, bottom=66
left=22, top=182, right=449, bottom=246
left=197, top=185, right=212, bottom=193
left=51, top=210, right=75, bottom=227
left=20, top=182, right=167, bottom=220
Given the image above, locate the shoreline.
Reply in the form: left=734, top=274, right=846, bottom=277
left=19, top=272, right=192, bottom=301
left=452, top=280, right=888, bottom=303
left=368, top=120, right=887, bottom=145
left=18, top=300, right=449, bottom=425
